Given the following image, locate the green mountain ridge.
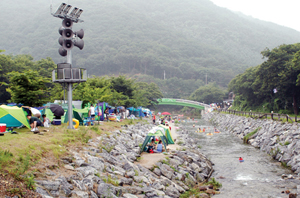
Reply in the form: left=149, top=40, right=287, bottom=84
left=1, top=0, right=300, bottom=92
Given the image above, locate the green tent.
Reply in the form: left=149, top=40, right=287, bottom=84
left=41, top=108, right=54, bottom=121
left=158, top=125, right=174, bottom=144
left=64, top=108, right=88, bottom=125
left=0, top=105, right=30, bottom=129
left=141, top=127, right=168, bottom=153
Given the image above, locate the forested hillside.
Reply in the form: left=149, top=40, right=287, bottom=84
left=1, top=0, right=300, bottom=99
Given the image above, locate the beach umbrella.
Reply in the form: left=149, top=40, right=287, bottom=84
left=50, top=104, right=65, bottom=117
left=161, top=112, right=171, bottom=115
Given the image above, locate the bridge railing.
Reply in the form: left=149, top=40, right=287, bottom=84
left=218, top=109, right=295, bottom=123
left=162, top=98, right=211, bottom=108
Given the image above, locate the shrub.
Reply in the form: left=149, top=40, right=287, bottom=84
left=243, top=127, right=261, bottom=143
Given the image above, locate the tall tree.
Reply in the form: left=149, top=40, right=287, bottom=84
left=6, top=70, right=50, bottom=106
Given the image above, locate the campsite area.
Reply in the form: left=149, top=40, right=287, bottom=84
left=0, top=119, right=142, bottom=197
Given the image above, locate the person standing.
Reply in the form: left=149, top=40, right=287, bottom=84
left=89, top=104, right=95, bottom=124
left=152, top=114, right=156, bottom=124
left=104, top=108, right=109, bottom=121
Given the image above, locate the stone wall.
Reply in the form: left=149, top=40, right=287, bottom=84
left=35, top=123, right=213, bottom=198
left=203, top=113, right=300, bottom=173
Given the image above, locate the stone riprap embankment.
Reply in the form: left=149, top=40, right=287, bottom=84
left=35, top=123, right=213, bottom=198
left=204, top=112, right=300, bottom=174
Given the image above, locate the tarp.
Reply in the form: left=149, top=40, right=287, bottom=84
left=0, top=105, right=30, bottom=129
left=158, top=124, right=174, bottom=144
left=140, top=127, right=168, bottom=153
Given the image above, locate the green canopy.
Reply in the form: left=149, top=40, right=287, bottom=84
left=0, top=105, right=30, bottom=129
left=158, top=125, right=174, bottom=144
left=141, top=127, right=168, bottom=153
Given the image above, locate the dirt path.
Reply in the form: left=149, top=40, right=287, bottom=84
left=135, top=122, right=180, bottom=169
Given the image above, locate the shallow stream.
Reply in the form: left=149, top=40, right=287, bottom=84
left=181, top=119, right=300, bottom=198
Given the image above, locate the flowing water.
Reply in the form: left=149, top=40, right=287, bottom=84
left=181, top=119, right=300, bottom=198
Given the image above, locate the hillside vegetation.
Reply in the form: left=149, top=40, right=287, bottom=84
left=1, top=0, right=300, bottom=99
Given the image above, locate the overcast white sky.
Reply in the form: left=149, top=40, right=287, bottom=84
left=210, top=0, right=300, bottom=32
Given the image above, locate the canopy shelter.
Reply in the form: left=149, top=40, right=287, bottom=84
left=140, top=127, right=168, bottom=153
left=161, top=112, right=171, bottom=115
left=158, top=124, right=174, bottom=144
left=0, top=105, right=30, bottom=129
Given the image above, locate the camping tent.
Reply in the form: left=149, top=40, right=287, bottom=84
left=158, top=124, right=174, bottom=144
left=64, top=108, right=88, bottom=125
left=128, top=107, right=145, bottom=117
left=41, top=108, right=55, bottom=121
left=0, top=105, right=30, bottom=129
left=141, top=127, right=168, bottom=153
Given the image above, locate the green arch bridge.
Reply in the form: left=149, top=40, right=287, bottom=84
left=157, top=98, right=210, bottom=110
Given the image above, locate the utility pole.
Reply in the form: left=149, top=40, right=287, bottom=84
left=51, top=3, right=86, bottom=129
left=205, top=73, right=207, bottom=85
left=164, top=70, right=166, bottom=80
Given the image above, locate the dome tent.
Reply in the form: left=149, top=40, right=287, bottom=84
left=140, top=127, right=168, bottom=153
left=157, top=124, right=174, bottom=144
left=0, top=105, right=30, bottom=129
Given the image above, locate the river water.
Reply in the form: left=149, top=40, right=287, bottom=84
left=181, top=118, right=300, bottom=198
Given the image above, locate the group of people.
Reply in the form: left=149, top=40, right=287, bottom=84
left=147, top=139, right=165, bottom=153
left=26, top=114, right=50, bottom=132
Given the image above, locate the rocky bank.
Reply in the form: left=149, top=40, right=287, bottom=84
left=34, top=122, right=213, bottom=198
left=203, top=112, right=300, bottom=174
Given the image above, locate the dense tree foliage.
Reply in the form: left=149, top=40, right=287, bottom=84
left=0, top=53, right=163, bottom=107
left=6, top=70, right=50, bottom=107
left=189, top=83, right=225, bottom=104
left=228, top=43, right=300, bottom=114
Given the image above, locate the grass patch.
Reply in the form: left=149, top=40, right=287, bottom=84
left=102, top=174, right=119, bottom=186
left=179, top=187, right=207, bottom=198
left=243, top=127, right=261, bottom=143
left=206, top=177, right=222, bottom=189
